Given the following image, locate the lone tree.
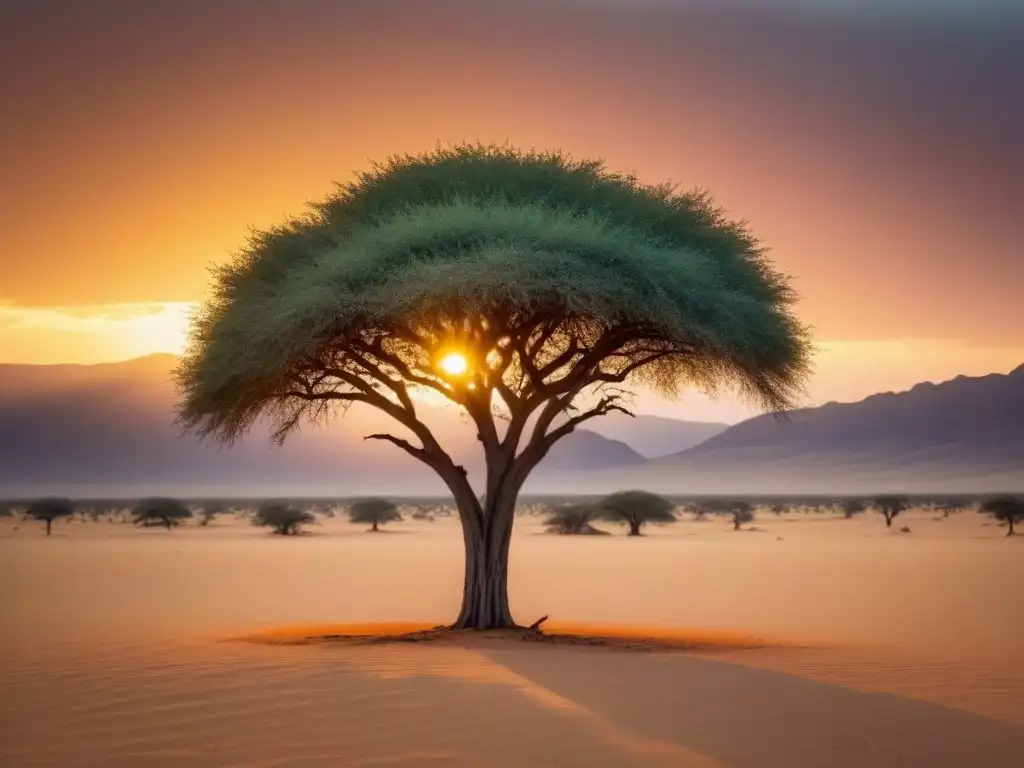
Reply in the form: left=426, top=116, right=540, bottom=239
left=595, top=490, right=676, bottom=536
left=978, top=495, right=1024, bottom=537
left=25, top=497, right=75, bottom=535
left=132, top=498, right=193, bottom=530
left=839, top=498, right=866, bottom=519
left=348, top=498, right=403, bottom=532
left=176, top=144, right=811, bottom=629
left=253, top=504, right=316, bottom=535
left=725, top=500, right=755, bottom=531
left=871, top=495, right=909, bottom=529
left=543, top=503, right=606, bottom=535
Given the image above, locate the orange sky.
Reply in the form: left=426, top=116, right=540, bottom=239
left=1, top=1, right=1021, bottom=421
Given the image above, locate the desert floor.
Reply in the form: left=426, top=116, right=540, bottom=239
left=2, top=509, right=1022, bottom=767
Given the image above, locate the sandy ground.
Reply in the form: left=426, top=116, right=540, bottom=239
left=2, top=509, right=1022, bottom=766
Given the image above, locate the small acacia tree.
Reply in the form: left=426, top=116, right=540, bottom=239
left=348, top=498, right=403, bottom=532
left=725, top=500, right=755, bottom=531
left=978, top=495, right=1024, bottom=537
left=595, top=490, right=676, bottom=536
left=254, top=504, right=316, bottom=535
left=839, top=498, right=866, bottom=519
left=543, top=503, right=605, bottom=535
left=871, top=495, right=909, bottom=529
left=25, top=497, right=75, bottom=535
left=132, top=498, right=193, bottom=530
left=176, top=144, right=811, bottom=629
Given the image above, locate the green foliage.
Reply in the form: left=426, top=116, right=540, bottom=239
left=978, top=495, right=1024, bottom=536
left=348, top=498, right=403, bottom=530
left=132, top=498, right=193, bottom=530
left=253, top=504, right=316, bottom=535
left=595, top=490, right=675, bottom=535
left=177, top=143, right=811, bottom=445
left=543, top=504, right=606, bottom=535
left=25, top=497, right=75, bottom=533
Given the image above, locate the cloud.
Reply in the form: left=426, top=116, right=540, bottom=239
left=0, top=301, right=195, bottom=364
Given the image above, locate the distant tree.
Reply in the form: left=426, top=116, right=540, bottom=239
left=768, top=501, right=789, bottom=516
left=198, top=503, right=227, bottom=526
left=348, top=498, right=403, bottom=532
left=871, top=495, right=909, bottom=528
left=935, top=498, right=970, bottom=519
left=725, top=500, right=755, bottom=531
left=839, top=498, right=866, bottom=519
left=978, top=495, right=1024, bottom=537
left=595, top=490, right=675, bottom=536
left=25, top=497, right=75, bottom=535
left=543, top=504, right=606, bottom=535
left=253, top=504, right=315, bottom=535
left=409, top=507, right=435, bottom=521
left=132, top=498, right=193, bottom=530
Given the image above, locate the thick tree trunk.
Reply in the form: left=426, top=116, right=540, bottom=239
left=371, top=520, right=378, bottom=532
left=45, top=519, right=52, bottom=535
left=1008, top=518, right=1015, bottom=537
left=884, top=513, right=893, bottom=528
left=733, top=517, right=741, bottom=531
left=627, top=519, right=642, bottom=536
left=451, top=490, right=517, bottom=630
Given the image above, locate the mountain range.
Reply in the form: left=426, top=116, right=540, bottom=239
left=1, top=355, right=1021, bottom=496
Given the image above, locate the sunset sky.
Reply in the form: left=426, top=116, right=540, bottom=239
left=1, top=0, right=1021, bottom=422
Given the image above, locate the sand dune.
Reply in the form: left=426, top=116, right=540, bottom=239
left=1, top=510, right=1022, bottom=766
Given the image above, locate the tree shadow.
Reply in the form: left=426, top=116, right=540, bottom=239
left=479, top=647, right=1024, bottom=768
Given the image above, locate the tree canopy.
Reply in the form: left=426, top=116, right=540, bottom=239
left=253, top=504, right=316, bottom=535
left=978, top=495, right=1023, bottom=537
left=543, top=503, right=606, bottom=535
left=348, top=498, right=403, bottom=531
left=871, top=495, right=909, bottom=528
left=132, top=498, right=193, bottom=530
left=175, top=144, right=812, bottom=629
left=595, top=490, right=676, bottom=536
left=25, top=497, right=75, bottom=535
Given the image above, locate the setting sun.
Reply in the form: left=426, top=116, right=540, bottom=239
left=438, top=351, right=469, bottom=376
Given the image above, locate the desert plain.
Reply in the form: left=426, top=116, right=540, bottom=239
left=2, top=506, right=1022, bottom=767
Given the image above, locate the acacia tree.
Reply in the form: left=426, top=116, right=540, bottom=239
left=978, top=495, right=1024, bottom=537
left=544, top=503, right=605, bottom=535
left=254, top=504, right=316, bottom=535
left=725, top=500, right=755, bottom=531
left=871, top=495, right=909, bottom=529
left=839, top=498, right=866, bottom=519
left=348, top=498, right=403, bottom=532
left=25, top=497, right=75, bottom=535
left=176, top=144, right=811, bottom=629
left=132, top=498, right=193, bottom=530
left=595, top=490, right=676, bottom=536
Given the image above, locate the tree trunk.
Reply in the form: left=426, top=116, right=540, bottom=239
left=46, top=519, right=52, bottom=535
left=1008, top=518, right=1016, bottom=537
left=733, top=517, right=741, bottom=531
left=627, top=519, right=642, bottom=536
left=451, top=489, right=517, bottom=630
left=371, top=520, right=378, bottom=532
left=885, top=513, right=893, bottom=528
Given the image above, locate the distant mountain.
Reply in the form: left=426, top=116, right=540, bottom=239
left=552, top=365, right=1024, bottom=494
left=0, top=355, right=645, bottom=497
left=581, top=412, right=728, bottom=458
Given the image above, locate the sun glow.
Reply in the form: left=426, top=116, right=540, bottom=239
left=438, top=351, right=469, bottom=376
